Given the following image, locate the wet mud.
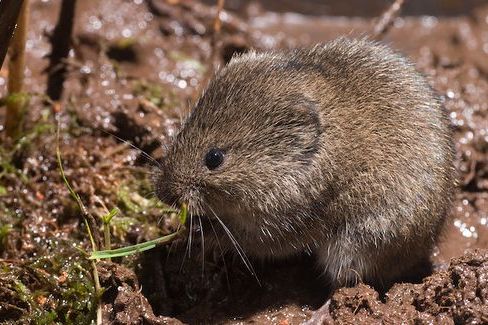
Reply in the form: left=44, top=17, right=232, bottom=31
left=1, top=0, right=488, bottom=324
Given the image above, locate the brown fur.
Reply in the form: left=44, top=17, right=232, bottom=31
left=154, top=37, right=455, bottom=288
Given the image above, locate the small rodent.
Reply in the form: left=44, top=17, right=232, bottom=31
left=154, top=37, right=454, bottom=288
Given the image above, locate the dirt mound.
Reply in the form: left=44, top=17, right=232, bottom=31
left=330, top=249, right=488, bottom=324
left=98, top=261, right=182, bottom=324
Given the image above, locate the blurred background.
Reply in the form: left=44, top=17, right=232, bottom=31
left=205, top=0, right=488, bottom=16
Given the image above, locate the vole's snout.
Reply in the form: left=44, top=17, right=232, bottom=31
left=154, top=174, right=180, bottom=207
left=154, top=165, right=183, bottom=206
left=154, top=168, right=202, bottom=213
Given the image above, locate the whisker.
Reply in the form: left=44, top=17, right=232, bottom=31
left=179, top=208, right=193, bottom=272
left=166, top=222, right=181, bottom=267
left=215, top=216, right=259, bottom=283
left=198, top=215, right=205, bottom=279
left=207, top=215, right=231, bottom=289
left=98, top=128, right=162, bottom=167
left=117, top=166, right=157, bottom=174
left=157, top=201, right=177, bottom=225
left=207, top=205, right=260, bottom=284
left=165, top=202, right=180, bottom=265
left=188, top=212, right=194, bottom=258
left=157, top=215, right=165, bottom=226
left=143, top=191, right=157, bottom=200
left=179, top=228, right=190, bottom=272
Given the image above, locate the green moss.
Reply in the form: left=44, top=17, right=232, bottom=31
left=168, top=50, right=206, bottom=74
left=132, top=79, right=180, bottom=110
left=0, top=201, right=18, bottom=255
left=13, top=121, right=54, bottom=154
left=0, top=105, right=54, bottom=182
left=0, top=223, right=12, bottom=252
left=0, top=241, right=97, bottom=324
left=118, top=184, right=156, bottom=213
left=111, top=174, right=169, bottom=244
left=4, top=92, right=30, bottom=108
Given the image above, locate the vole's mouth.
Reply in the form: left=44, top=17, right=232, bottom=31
left=183, top=214, right=231, bottom=246
left=185, top=214, right=215, bottom=234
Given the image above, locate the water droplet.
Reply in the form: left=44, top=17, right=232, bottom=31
left=80, top=65, right=91, bottom=74
left=122, top=28, right=132, bottom=38
left=177, top=79, right=187, bottom=89
left=89, top=16, right=102, bottom=30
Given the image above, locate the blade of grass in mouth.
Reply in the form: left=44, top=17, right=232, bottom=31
left=89, top=203, right=188, bottom=259
left=89, top=229, right=183, bottom=259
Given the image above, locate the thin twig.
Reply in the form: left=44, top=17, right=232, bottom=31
left=371, top=0, right=405, bottom=40
left=46, top=0, right=77, bottom=101
left=210, top=0, right=225, bottom=68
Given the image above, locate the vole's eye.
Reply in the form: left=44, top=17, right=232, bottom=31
left=205, top=148, right=224, bottom=170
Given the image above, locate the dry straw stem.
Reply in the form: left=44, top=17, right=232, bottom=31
left=372, top=0, right=405, bottom=40
left=210, top=0, right=225, bottom=66
left=213, top=0, right=225, bottom=39
left=5, top=0, right=29, bottom=139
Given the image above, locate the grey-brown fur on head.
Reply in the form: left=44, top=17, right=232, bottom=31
left=154, top=37, right=455, bottom=288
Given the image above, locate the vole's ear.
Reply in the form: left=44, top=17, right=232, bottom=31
left=293, top=97, right=322, bottom=160
left=271, top=95, right=322, bottom=162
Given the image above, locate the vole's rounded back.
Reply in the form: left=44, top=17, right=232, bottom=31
left=155, top=38, right=454, bottom=287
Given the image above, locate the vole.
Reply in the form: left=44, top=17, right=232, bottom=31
left=154, top=37, right=454, bottom=288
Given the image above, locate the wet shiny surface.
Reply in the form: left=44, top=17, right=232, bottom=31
left=1, top=0, right=488, bottom=324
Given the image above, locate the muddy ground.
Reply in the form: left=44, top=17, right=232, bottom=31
left=0, top=0, right=488, bottom=324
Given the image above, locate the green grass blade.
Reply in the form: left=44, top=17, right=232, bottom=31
left=56, top=125, right=97, bottom=251
left=88, top=229, right=182, bottom=260
left=179, top=203, right=187, bottom=225
left=103, top=207, right=119, bottom=224
left=160, top=208, right=180, bottom=214
left=56, top=128, right=82, bottom=206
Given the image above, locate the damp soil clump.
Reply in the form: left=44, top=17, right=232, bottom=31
left=1, top=0, right=488, bottom=324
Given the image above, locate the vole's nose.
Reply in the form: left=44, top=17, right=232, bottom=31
left=154, top=171, right=182, bottom=206
left=159, top=187, right=180, bottom=206
left=156, top=173, right=200, bottom=208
